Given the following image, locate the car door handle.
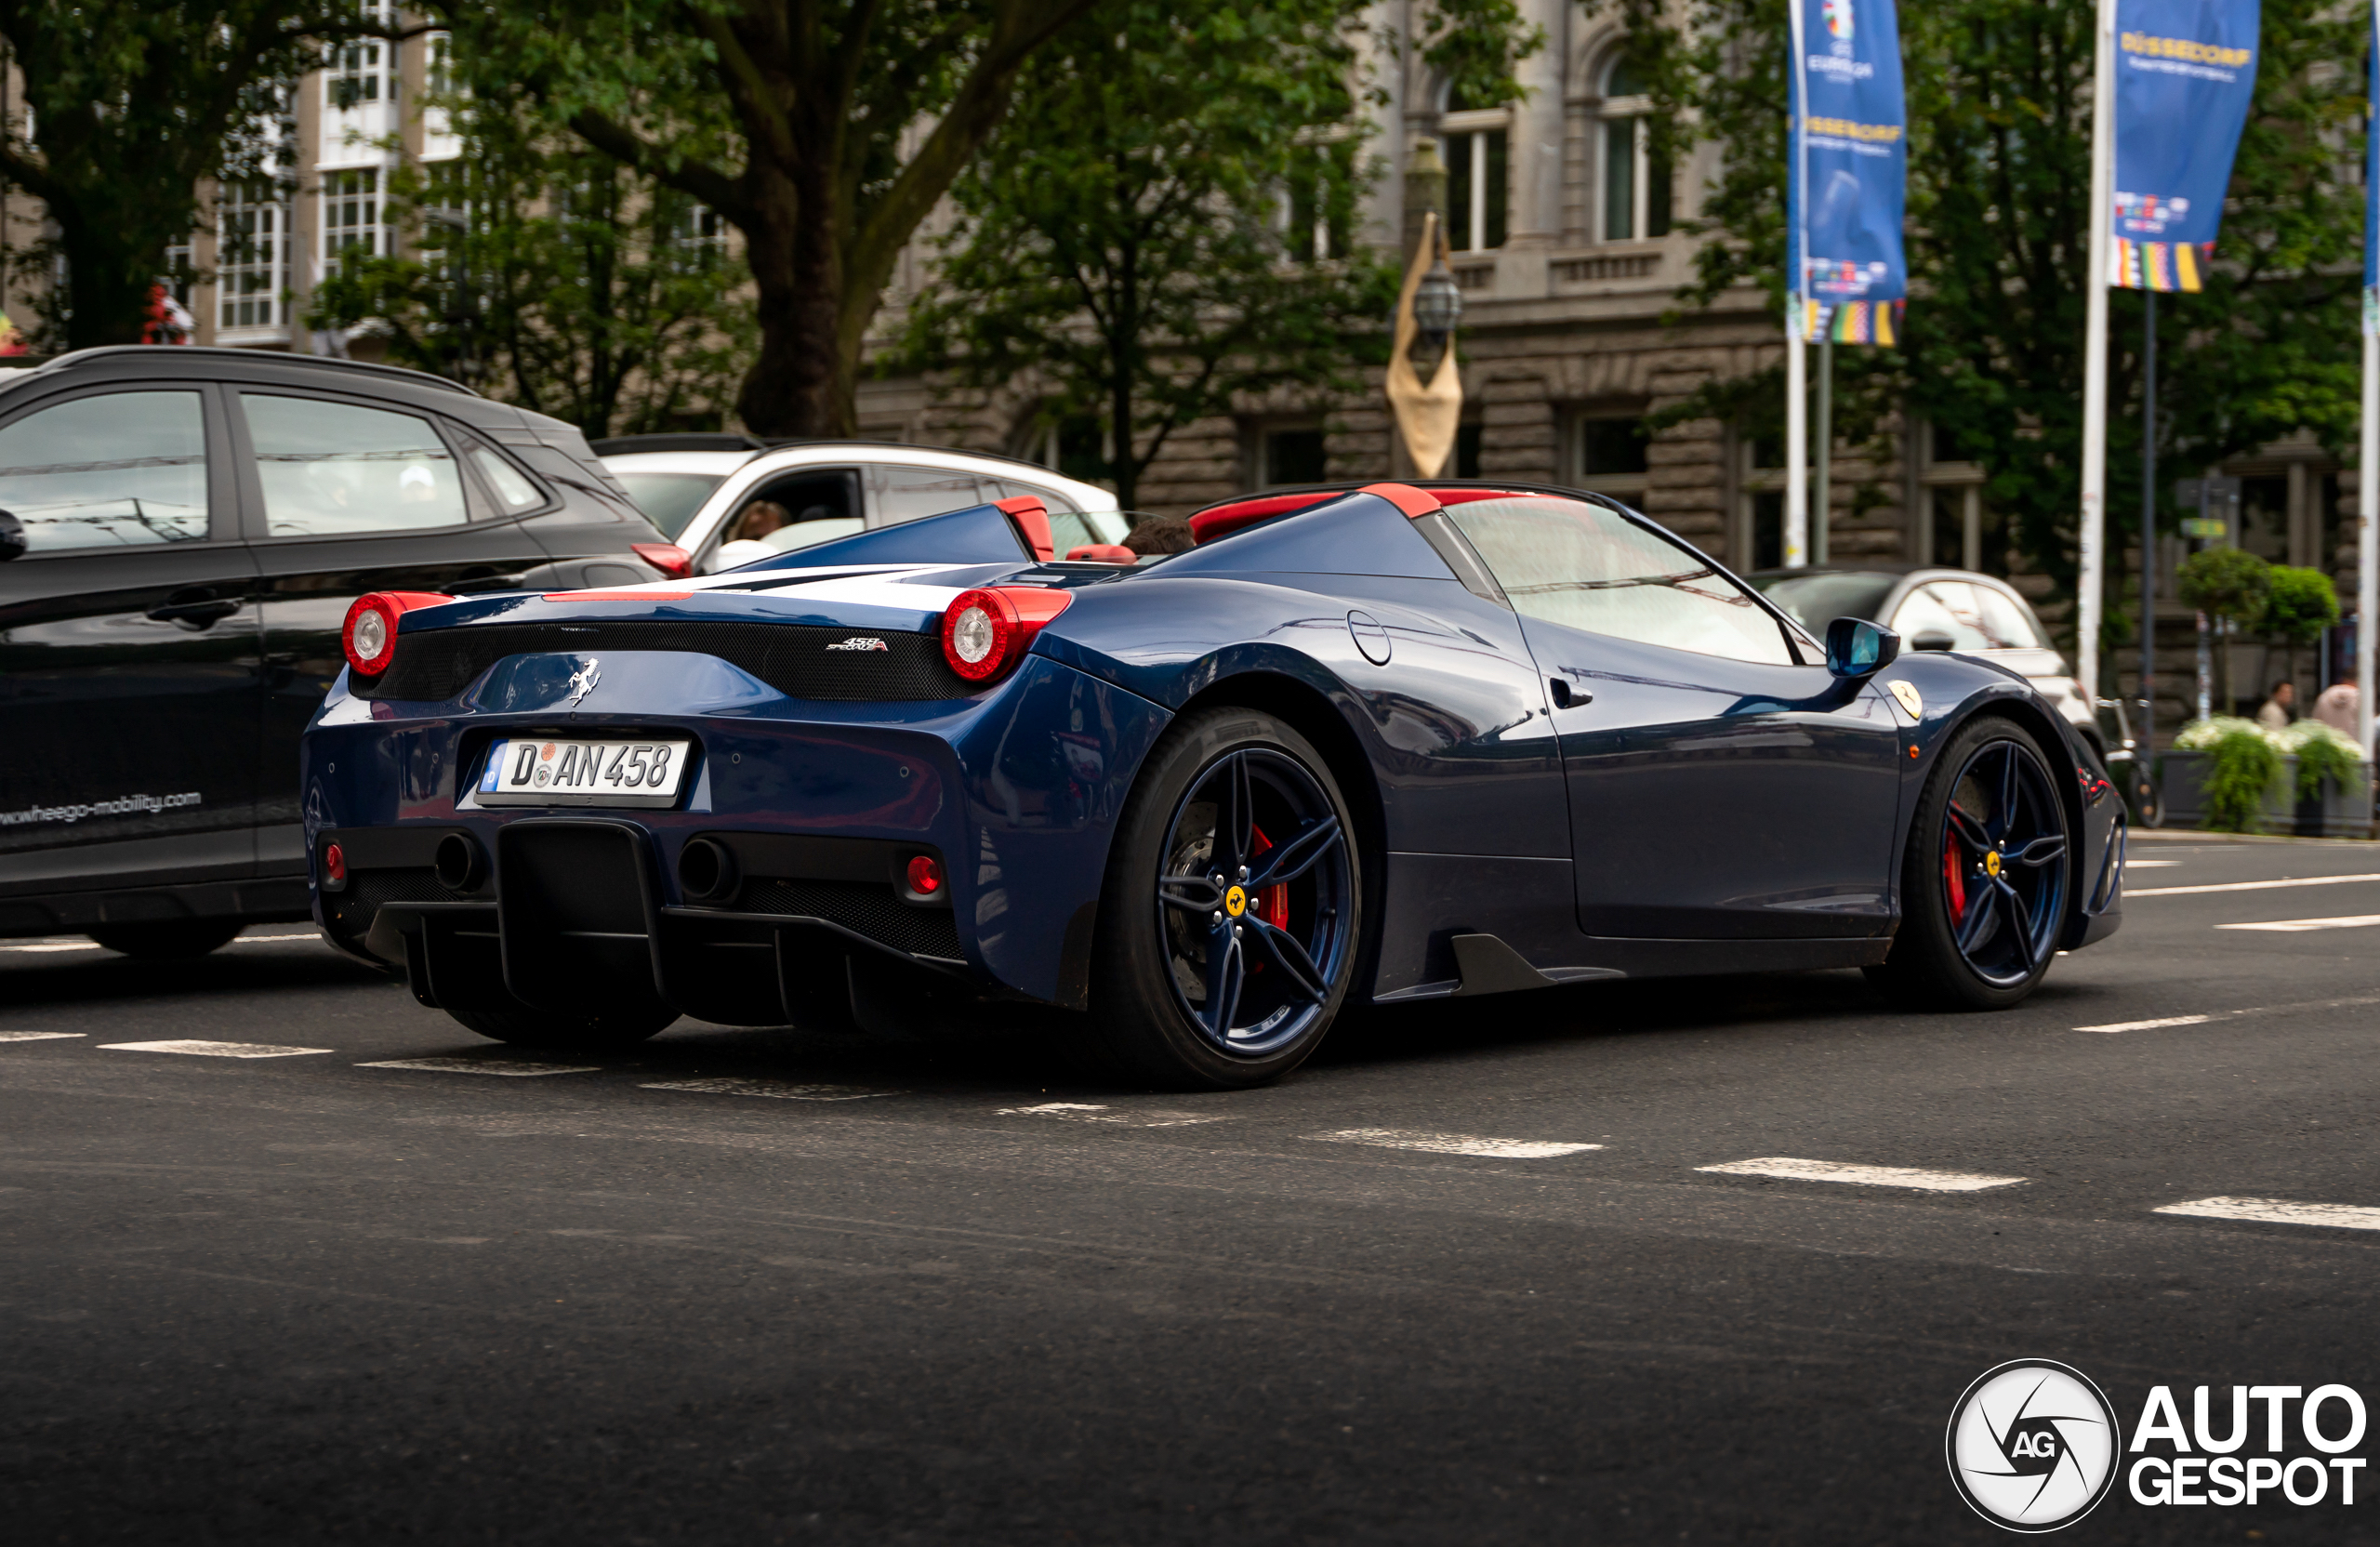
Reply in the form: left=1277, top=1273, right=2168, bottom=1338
left=146, top=589, right=244, bottom=628
left=1549, top=677, right=1593, bottom=709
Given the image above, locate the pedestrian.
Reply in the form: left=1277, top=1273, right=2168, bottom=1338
left=2256, top=680, right=2295, bottom=732
left=2313, top=673, right=2360, bottom=735
left=1121, top=515, right=1195, bottom=555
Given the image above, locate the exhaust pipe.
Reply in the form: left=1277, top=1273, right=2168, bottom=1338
left=677, top=836, right=740, bottom=905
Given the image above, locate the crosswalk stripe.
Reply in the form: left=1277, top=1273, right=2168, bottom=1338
left=1304, top=1128, right=1602, bottom=1158
left=642, top=1078, right=903, bottom=1101
left=0, top=1031, right=85, bottom=1042
left=2217, top=914, right=2380, bottom=932
left=99, top=1040, right=331, bottom=1058
left=361, top=1057, right=599, bottom=1077
left=2155, top=1196, right=2380, bottom=1231
left=2072, top=1014, right=2215, bottom=1033
left=1697, top=1157, right=2025, bottom=1191
left=2130, top=872, right=2380, bottom=897
left=997, top=1101, right=1232, bottom=1128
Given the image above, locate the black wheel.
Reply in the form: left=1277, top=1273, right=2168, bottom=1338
left=1871, top=719, right=2072, bottom=1011
left=445, top=1004, right=678, bottom=1051
left=87, top=919, right=244, bottom=959
left=1090, top=707, right=1362, bottom=1089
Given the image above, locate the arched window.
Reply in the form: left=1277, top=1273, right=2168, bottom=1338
left=1597, top=52, right=1672, bottom=244
left=1440, top=83, right=1508, bottom=253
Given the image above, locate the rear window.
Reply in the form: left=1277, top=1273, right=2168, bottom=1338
left=613, top=472, right=724, bottom=538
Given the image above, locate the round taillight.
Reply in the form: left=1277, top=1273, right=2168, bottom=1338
left=323, top=842, right=346, bottom=884
left=942, top=588, right=1017, bottom=681
left=906, top=853, right=944, bottom=896
left=341, top=591, right=456, bottom=679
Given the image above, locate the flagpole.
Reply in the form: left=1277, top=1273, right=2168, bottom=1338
left=2360, top=322, right=2377, bottom=758
left=1784, top=0, right=1808, bottom=569
left=2077, top=0, right=2117, bottom=707
left=1816, top=332, right=1833, bottom=565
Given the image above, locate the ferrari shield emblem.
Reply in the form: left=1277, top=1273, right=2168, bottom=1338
left=1885, top=680, right=1923, bottom=718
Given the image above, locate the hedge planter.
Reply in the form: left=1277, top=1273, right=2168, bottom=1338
left=2159, top=750, right=2376, bottom=838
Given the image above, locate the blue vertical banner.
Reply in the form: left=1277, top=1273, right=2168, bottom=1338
left=1787, top=0, right=1909, bottom=344
left=2365, top=0, right=2378, bottom=334
left=2110, top=0, right=2261, bottom=292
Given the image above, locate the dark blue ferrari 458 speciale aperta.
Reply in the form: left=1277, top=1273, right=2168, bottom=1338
left=301, top=481, right=2122, bottom=1087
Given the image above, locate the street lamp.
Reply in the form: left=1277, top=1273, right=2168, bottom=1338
left=1411, top=262, right=1462, bottom=347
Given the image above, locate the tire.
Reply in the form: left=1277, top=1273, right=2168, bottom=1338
left=1870, top=717, right=2074, bottom=1012
left=445, top=1003, right=678, bottom=1051
left=87, top=918, right=244, bottom=959
left=1089, top=707, right=1363, bottom=1090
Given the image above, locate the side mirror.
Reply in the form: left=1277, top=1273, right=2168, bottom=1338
left=1824, top=616, right=1900, bottom=679
left=0, top=509, right=22, bottom=562
left=1911, top=629, right=1956, bottom=653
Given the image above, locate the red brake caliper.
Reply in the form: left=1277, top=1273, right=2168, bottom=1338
left=1249, top=827, right=1290, bottom=932
left=1943, top=814, right=1968, bottom=923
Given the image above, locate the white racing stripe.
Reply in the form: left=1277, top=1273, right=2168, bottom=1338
left=2155, top=1196, right=2380, bottom=1231
left=2130, top=871, right=2380, bottom=898
left=642, top=1078, right=903, bottom=1101
left=998, top=1102, right=1233, bottom=1128
left=1697, top=1157, right=2025, bottom=1191
left=101, top=1040, right=331, bottom=1058
left=361, top=1057, right=599, bottom=1077
left=2073, top=1014, right=2215, bottom=1033
left=2217, top=914, right=2380, bottom=932
left=0, top=1031, right=84, bottom=1042
left=1305, top=1128, right=1602, bottom=1158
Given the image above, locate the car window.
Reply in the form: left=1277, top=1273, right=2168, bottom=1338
left=0, top=390, right=210, bottom=551
left=1894, top=583, right=1994, bottom=651
left=873, top=465, right=990, bottom=524
left=1447, top=495, right=1795, bottom=664
left=1971, top=584, right=2046, bottom=649
left=467, top=443, right=545, bottom=514
left=612, top=471, right=724, bottom=539
left=756, top=517, right=866, bottom=553
left=1750, top=571, right=1897, bottom=631
left=994, top=477, right=1080, bottom=514
left=244, top=393, right=468, bottom=537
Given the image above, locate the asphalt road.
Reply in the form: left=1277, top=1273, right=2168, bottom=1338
left=5, top=832, right=2380, bottom=1544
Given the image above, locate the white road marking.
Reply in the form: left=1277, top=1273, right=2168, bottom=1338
left=0, top=942, right=99, bottom=953
left=2155, top=1196, right=2380, bottom=1232
left=1697, top=1157, right=2025, bottom=1192
left=2129, top=871, right=2380, bottom=898
left=2124, top=859, right=2182, bottom=867
left=230, top=933, right=321, bottom=945
left=641, top=1078, right=903, bottom=1101
left=1305, top=1128, right=1602, bottom=1158
left=100, top=1040, right=332, bottom=1059
left=0, top=1031, right=85, bottom=1042
left=998, top=1101, right=1234, bottom=1128
left=360, top=1057, right=599, bottom=1077
left=2218, top=913, right=2380, bottom=932
left=2073, top=1014, right=2215, bottom=1034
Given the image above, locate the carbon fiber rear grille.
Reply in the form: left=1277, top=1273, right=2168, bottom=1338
left=355, top=620, right=969, bottom=702
left=734, top=878, right=963, bottom=960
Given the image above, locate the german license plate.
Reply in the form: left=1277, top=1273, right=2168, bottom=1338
left=477, top=737, right=693, bottom=808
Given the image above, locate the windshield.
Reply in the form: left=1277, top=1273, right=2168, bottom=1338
left=612, top=471, right=724, bottom=538
left=1751, top=572, right=1897, bottom=631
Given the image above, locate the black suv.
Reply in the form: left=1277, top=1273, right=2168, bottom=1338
left=0, top=347, right=676, bottom=957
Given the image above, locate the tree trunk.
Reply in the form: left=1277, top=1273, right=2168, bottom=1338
left=59, top=221, right=154, bottom=350
left=734, top=162, right=854, bottom=438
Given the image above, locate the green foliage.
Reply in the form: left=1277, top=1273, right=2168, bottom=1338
left=2195, top=721, right=2283, bottom=832
left=2287, top=720, right=2360, bottom=802
left=2260, top=564, right=2339, bottom=647
left=306, top=88, right=754, bottom=441
left=2176, top=547, right=2273, bottom=624
left=1610, top=0, right=2366, bottom=625
left=0, top=0, right=394, bottom=349
left=892, top=1, right=1402, bottom=508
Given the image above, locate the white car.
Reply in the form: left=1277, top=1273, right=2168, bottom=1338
left=1749, top=565, right=2105, bottom=757
left=591, top=434, right=1128, bottom=574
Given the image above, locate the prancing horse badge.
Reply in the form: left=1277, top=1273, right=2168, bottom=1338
left=1885, top=680, right=1923, bottom=718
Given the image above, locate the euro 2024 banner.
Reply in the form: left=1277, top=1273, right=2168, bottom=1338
left=1788, top=0, right=1908, bottom=344
left=2111, top=0, right=2261, bottom=292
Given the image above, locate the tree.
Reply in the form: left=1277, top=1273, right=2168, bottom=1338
left=2259, top=563, right=2339, bottom=689
left=0, top=0, right=401, bottom=350
left=2177, top=546, right=2270, bottom=711
left=437, top=1, right=1536, bottom=440
left=892, top=2, right=1401, bottom=509
left=308, top=89, right=755, bottom=441
left=1615, top=0, right=2365, bottom=648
